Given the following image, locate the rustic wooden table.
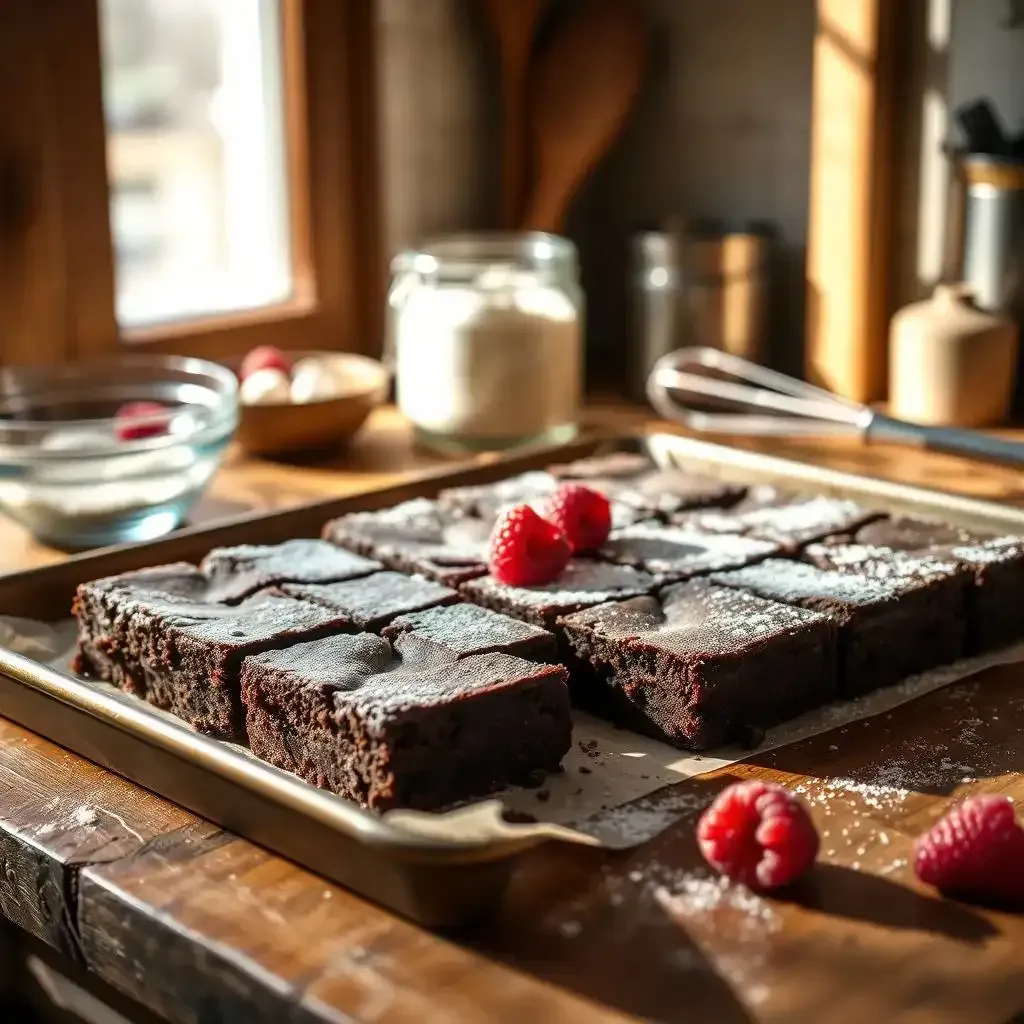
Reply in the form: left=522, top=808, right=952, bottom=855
left=2, top=405, right=1024, bottom=1023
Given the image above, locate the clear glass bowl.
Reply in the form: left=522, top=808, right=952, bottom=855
left=0, top=356, right=238, bottom=550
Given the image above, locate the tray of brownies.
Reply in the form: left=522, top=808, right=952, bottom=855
left=0, top=433, right=1023, bottom=927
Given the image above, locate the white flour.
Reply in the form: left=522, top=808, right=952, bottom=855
left=394, top=268, right=580, bottom=441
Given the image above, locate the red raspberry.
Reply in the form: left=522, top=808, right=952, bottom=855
left=240, top=345, right=292, bottom=381
left=114, top=401, right=171, bottom=442
left=546, top=483, right=612, bottom=553
left=697, top=780, right=819, bottom=890
left=489, top=504, right=571, bottom=586
left=914, top=794, right=1024, bottom=906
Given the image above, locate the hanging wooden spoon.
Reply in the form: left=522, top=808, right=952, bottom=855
left=522, top=0, right=645, bottom=234
left=479, top=0, right=545, bottom=228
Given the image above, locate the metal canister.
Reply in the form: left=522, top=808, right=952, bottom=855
left=961, top=156, right=1024, bottom=317
left=630, top=226, right=770, bottom=401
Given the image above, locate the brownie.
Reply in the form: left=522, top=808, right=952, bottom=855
left=74, top=562, right=213, bottom=602
left=381, top=602, right=557, bottom=662
left=439, top=469, right=648, bottom=529
left=72, top=562, right=214, bottom=681
left=460, top=560, right=657, bottom=629
left=560, top=578, right=837, bottom=750
left=551, top=453, right=748, bottom=517
left=73, top=586, right=350, bottom=740
left=241, top=631, right=571, bottom=811
left=322, top=499, right=491, bottom=585
left=200, top=539, right=382, bottom=603
left=599, top=523, right=779, bottom=580
left=806, top=535, right=1024, bottom=654
left=437, top=471, right=558, bottom=519
left=710, top=558, right=970, bottom=696
left=841, top=515, right=988, bottom=550
left=684, top=496, right=883, bottom=552
left=281, top=571, right=459, bottom=632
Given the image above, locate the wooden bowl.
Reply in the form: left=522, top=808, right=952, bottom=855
left=235, top=352, right=390, bottom=456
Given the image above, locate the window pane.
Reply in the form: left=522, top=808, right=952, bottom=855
left=100, top=0, right=292, bottom=329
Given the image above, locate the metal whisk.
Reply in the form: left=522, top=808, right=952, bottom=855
left=647, top=347, right=1024, bottom=468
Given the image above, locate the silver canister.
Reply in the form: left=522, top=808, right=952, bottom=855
left=630, top=227, right=770, bottom=401
left=961, top=156, right=1024, bottom=317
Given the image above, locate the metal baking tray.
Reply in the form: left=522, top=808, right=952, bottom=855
left=0, top=432, right=1022, bottom=928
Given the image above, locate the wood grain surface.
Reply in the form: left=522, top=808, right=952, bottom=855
left=1, top=405, right=1024, bottom=1023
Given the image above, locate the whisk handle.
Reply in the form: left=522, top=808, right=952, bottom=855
left=867, top=413, right=1024, bottom=467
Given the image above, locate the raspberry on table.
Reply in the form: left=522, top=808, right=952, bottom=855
left=914, top=794, right=1024, bottom=907
left=547, top=483, right=613, bottom=553
left=697, top=779, right=820, bottom=890
left=114, top=401, right=171, bottom=442
left=488, top=504, right=571, bottom=586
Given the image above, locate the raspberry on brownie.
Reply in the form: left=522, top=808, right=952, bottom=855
left=322, top=498, right=491, bottom=585
left=280, top=571, right=460, bottom=632
left=560, top=578, right=837, bottom=749
left=241, top=631, right=572, bottom=811
left=201, top=539, right=381, bottom=603
left=710, top=557, right=971, bottom=696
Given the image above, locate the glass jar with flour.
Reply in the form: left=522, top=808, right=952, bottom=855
left=388, top=233, right=583, bottom=454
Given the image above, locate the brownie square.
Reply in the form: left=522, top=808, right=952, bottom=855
left=551, top=453, right=748, bottom=517
left=241, top=631, right=571, bottom=811
left=281, top=571, right=459, bottom=632
left=72, top=563, right=214, bottom=681
left=560, top=578, right=837, bottom=750
left=710, top=558, right=970, bottom=696
left=381, top=603, right=557, bottom=662
left=201, top=539, right=382, bottom=603
left=460, top=560, right=657, bottom=629
left=684, top=496, right=883, bottom=552
left=842, top=516, right=988, bottom=550
left=437, top=471, right=558, bottom=519
left=322, top=499, right=491, bottom=585
left=439, top=469, right=648, bottom=529
left=807, top=535, right=1024, bottom=654
left=73, top=586, right=350, bottom=740
left=599, top=523, right=779, bottom=580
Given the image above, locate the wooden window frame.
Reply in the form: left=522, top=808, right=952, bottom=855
left=0, top=0, right=382, bottom=367
left=805, top=0, right=900, bottom=404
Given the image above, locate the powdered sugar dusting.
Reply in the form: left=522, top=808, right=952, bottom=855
left=653, top=870, right=780, bottom=1008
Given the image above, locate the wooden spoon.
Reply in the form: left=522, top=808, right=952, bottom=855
left=522, top=0, right=645, bottom=234
left=480, top=0, right=545, bottom=228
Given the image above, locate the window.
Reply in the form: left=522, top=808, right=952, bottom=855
left=0, top=0, right=381, bottom=366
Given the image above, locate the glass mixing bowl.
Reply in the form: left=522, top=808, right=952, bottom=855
left=0, top=356, right=238, bottom=549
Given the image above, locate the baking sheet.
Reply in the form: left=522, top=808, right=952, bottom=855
left=15, top=614, right=1024, bottom=852
left=4, top=432, right=1024, bottom=926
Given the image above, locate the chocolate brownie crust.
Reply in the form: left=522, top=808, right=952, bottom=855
left=323, top=499, right=491, bottom=585
left=710, top=557, right=970, bottom=695
left=74, top=583, right=350, bottom=739
left=201, top=539, right=381, bottom=603
left=380, top=603, right=557, bottom=662
left=561, top=579, right=837, bottom=749
left=242, top=632, right=571, bottom=810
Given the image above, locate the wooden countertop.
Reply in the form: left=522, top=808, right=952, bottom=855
left=3, top=405, right=1024, bottom=1023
